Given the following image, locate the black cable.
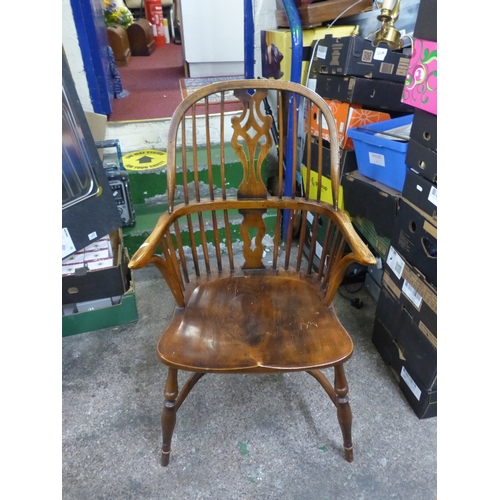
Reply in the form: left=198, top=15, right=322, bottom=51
left=342, top=280, right=365, bottom=294
left=338, top=281, right=365, bottom=309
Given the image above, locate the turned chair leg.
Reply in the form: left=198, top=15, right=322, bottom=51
left=161, top=368, right=178, bottom=466
left=307, top=366, right=354, bottom=462
left=334, top=364, right=353, bottom=463
left=160, top=370, right=205, bottom=467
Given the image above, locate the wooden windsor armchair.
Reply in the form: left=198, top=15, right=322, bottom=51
left=128, top=79, right=376, bottom=466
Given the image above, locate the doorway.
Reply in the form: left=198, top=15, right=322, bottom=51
left=108, top=0, right=185, bottom=122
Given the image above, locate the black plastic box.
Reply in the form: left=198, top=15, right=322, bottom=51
left=342, top=170, right=401, bottom=239
left=310, top=35, right=410, bottom=83
left=313, top=74, right=412, bottom=113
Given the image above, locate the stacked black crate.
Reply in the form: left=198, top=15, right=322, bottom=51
left=305, top=33, right=413, bottom=294
left=372, top=0, right=437, bottom=419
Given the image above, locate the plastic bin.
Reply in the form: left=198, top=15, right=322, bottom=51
left=349, top=115, right=413, bottom=192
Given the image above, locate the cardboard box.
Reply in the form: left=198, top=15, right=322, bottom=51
left=413, top=0, right=437, bottom=42
left=391, top=198, right=437, bottom=288
left=365, top=271, right=381, bottom=302
left=309, top=99, right=391, bottom=150
left=410, top=108, right=437, bottom=152
left=84, top=111, right=108, bottom=161
left=260, top=25, right=356, bottom=84
left=311, top=74, right=412, bottom=113
left=398, top=365, right=437, bottom=419
left=405, top=137, right=437, bottom=184
left=384, top=246, right=437, bottom=337
left=342, top=170, right=401, bottom=239
left=309, top=99, right=351, bottom=147
left=402, top=168, right=437, bottom=222
left=349, top=114, right=413, bottom=191
left=300, top=141, right=356, bottom=269
left=367, top=261, right=384, bottom=285
left=372, top=315, right=437, bottom=419
left=275, top=0, right=372, bottom=29
left=302, top=210, right=335, bottom=271
left=62, top=277, right=139, bottom=337
left=402, top=38, right=437, bottom=115
left=375, top=283, right=437, bottom=389
left=352, top=215, right=392, bottom=261
left=302, top=221, right=367, bottom=285
left=62, top=229, right=130, bottom=305
left=310, top=35, right=410, bottom=83
left=302, top=137, right=358, bottom=183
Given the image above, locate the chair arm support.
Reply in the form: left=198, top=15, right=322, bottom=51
left=323, top=211, right=377, bottom=306
left=128, top=212, right=172, bottom=270
left=330, top=209, right=377, bottom=267
left=128, top=211, right=186, bottom=308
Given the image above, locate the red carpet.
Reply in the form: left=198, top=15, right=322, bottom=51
left=109, top=44, right=185, bottom=122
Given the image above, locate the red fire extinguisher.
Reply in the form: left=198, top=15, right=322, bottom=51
left=145, top=0, right=167, bottom=47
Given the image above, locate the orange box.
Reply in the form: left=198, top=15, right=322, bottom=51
left=309, top=100, right=352, bottom=147
left=309, top=99, right=391, bottom=150
left=344, top=107, right=391, bottom=150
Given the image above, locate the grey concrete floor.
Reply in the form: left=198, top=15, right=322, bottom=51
left=62, top=264, right=437, bottom=500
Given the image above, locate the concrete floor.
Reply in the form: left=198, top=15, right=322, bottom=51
left=62, top=264, right=437, bottom=500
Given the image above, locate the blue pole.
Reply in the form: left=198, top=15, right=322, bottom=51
left=281, top=0, right=303, bottom=84
left=244, top=0, right=254, bottom=79
left=281, top=0, right=302, bottom=239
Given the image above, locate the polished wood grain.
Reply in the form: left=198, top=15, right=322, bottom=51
left=129, top=79, right=376, bottom=466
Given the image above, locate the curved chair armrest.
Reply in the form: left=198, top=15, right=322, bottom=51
left=334, top=210, right=377, bottom=267
left=128, top=212, right=172, bottom=270
left=128, top=210, right=187, bottom=307
left=322, top=209, right=377, bottom=305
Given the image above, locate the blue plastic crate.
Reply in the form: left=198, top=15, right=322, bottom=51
left=349, top=115, right=413, bottom=192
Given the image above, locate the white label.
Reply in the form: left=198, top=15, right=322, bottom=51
left=62, top=228, right=76, bottom=259
left=88, top=231, right=98, bottom=241
left=416, top=184, right=423, bottom=192
left=374, top=47, right=388, bottom=61
left=315, top=241, right=323, bottom=259
left=401, top=366, right=421, bottom=400
left=402, top=279, right=423, bottom=309
left=317, top=45, right=327, bottom=60
left=387, top=246, right=405, bottom=280
left=307, top=212, right=314, bottom=224
left=368, top=152, right=386, bottom=167
left=428, top=185, right=437, bottom=207
left=307, top=78, right=317, bottom=92
left=318, top=115, right=330, bottom=130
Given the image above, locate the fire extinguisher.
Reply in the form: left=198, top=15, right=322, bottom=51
left=145, top=0, right=167, bottom=48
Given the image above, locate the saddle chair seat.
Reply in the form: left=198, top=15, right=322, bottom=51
left=158, top=272, right=353, bottom=372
